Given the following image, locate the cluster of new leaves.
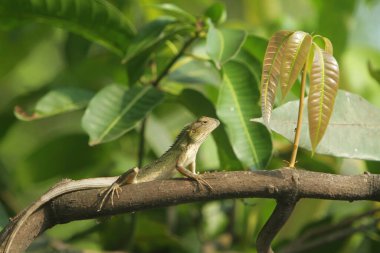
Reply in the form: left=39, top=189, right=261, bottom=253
left=260, top=30, right=340, bottom=151
left=6, top=0, right=272, bottom=169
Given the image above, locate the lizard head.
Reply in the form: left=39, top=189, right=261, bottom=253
left=187, top=116, right=220, bottom=143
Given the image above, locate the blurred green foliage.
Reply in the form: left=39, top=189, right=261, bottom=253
left=0, top=0, right=380, bottom=252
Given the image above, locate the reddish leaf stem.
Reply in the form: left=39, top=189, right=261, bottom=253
left=289, top=64, right=307, bottom=167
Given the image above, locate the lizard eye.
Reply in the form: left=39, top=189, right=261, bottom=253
left=202, top=120, right=207, bottom=124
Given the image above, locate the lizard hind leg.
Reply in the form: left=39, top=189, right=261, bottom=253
left=97, top=167, right=139, bottom=212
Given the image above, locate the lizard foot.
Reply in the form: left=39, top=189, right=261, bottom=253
left=192, top=175, right=213, bottom=191
left=97, top=183, right=122, bottom=212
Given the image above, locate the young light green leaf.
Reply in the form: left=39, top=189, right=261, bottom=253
left=260, top=30, right=292, bottom=124
left=153, top=3, right=196, bottom=23
left=280, top=31, right=312, bottom=98
left=217, top=61, right=272, bottom=169
left=205, top=2, right=227, bottom=25
left=253, top=90, right=380, bottom=161
left=0, top=0, right=135, bottom=56
left=82, top=85, right=164, bottom=145
left=206, top=24, right=247, bottom=67
left=15, top=87, right=94, bottom=121
left=178, top=88, right=243, bottom=170
left=308, top=45, right=339, bottom=151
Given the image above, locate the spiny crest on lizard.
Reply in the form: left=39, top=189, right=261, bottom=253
left=169, top=116, right=220, bottom=150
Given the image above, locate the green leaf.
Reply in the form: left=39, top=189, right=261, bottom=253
left=0, top=0, right=135, bottom=56
left=242, top=34, right=268, bottom=63
left=217, top=61, right=272, bottom=169
left=178, top=89, right=243, bottom=170
left=123, top=18, right=181, bottom=85
left=153, top=3, right=196, bottom=23
left=168, top=57, right=221, bottom=85
left=260, top=30, right=292, bottom=124
left=308, top=45, right=339, bottom=151
left=280, top=31, right=312, bottom=98
left=205, top=3, right=227, bottom=25
left=14, top=87, right=94, bottom=121
left=82, top=85, right=164, bottom=145
left=253, top=90, right=380, bottom=161
left=368, top=61, right=380, bottom=85
left=206, top=24, right=247, bottom=67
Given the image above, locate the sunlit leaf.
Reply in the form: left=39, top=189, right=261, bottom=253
left=313, top=35, right=333, bottom=55
left=217, top=61, right=272, bottom=169
left=205, top=2, right=226, bottom=25
left=308, top=45, right=339, bottom=151
left=280, top=31, right=312, bottom=98
left=82, top=85, right=164, bottom=145
left=253, top=91, right=380, bottom=161
left=15, top=87, right=94, bottom=121
left=260, top=30, right=292, bottom=124
left=178, top=89, right=243, bottom=170
left=153, top=3, right=196, bottom=23
left=0, top=0, right=135, bottom=56
left=206, top=24, right=247, bottom=67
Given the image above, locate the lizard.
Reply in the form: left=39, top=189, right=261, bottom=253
left=2, top=116, right=220, bottom=253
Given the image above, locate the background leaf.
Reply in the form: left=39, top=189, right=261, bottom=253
left=217, top=61, right=272, bottom=169
left=260, top=30, right=292, bottom=124
left=206, top=24, right=247, bottom=67
left=0, top=0, right=135, bottom=56
left=15, top=87, right=94, bottom=121
left=204, top=2, right=227, bottom=25
left=254, top=90, right=380, bottom=161
left=280, top=31, right=312, bottom=98
left=308, top=45, right=339, bottom=151
left=82, top=85, right=164, bottom=145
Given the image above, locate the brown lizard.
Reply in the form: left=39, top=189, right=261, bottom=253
left=2, top=116, right=219, bottom=253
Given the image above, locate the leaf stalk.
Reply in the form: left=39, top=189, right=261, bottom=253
left=289, top=63, right=307, bottom=167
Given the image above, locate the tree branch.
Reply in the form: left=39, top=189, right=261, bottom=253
left=1, top=168, right=380, bottom=252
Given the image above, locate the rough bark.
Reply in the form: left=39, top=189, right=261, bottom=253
left=1, top=168, right=380, bottom=252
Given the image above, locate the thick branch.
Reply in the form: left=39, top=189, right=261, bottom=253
left=1, top=168, right=380, bottom=252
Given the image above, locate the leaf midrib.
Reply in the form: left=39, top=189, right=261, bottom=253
left=97, top=86, right=151, bottom=142
left=224, top=74, right=259, bottom=166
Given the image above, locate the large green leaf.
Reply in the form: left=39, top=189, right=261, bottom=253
left=280, top=31, right=312, bottom=98
left=253, top=90, right=380, bottom=161
left=82, top=85, right=164, bottom=145
left=243, top=34, right=268, bottom=63
left=178, top=89, right=243, bottom=170
left=15, top=87, right=94, bottom=121
left=0, top=0, right=135, bottom=56
left=308, top=45, right=339, bottom=151
left=206, top=24, right=247, bottom=67
left=260, top=30, right=292, bottom=124
left=217, top=61, right=272, bottom=169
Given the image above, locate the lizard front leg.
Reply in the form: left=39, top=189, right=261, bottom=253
left=98, top=167, right=139, bottom=211
left=176, top=161, right=212, bottom=190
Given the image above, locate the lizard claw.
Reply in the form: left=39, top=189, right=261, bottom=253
left=97, top=183, right=122, bottom=212
left=194, top=175, right=213, bottom=190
